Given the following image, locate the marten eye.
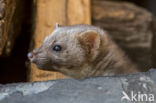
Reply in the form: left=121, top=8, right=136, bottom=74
left=53, top=45, right=62, bottom=52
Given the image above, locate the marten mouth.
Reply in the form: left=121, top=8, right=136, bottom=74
left=34, top=63, right=58, bottom=72
left=45, top=68, right=58, bottom=72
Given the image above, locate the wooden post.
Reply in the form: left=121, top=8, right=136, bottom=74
left=29, top=0, right=91, bottom=82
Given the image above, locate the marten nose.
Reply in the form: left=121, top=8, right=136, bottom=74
left=27, top=52, right=33, bottom=59
left=27, top=50, right=39, bottom=60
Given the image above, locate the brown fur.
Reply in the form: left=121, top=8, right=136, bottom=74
left=28, top=24, right=139, bottom=79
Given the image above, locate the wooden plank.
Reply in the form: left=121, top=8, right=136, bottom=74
left=68, top=0, right=91, bottom=25
left=29, top=0, right=91, bottom=82
left=92, top=0, right=153, bottom=72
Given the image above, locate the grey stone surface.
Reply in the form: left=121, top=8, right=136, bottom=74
left=0, top=69, right=156, bottom=103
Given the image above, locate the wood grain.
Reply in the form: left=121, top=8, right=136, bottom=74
left=0, top=0, right=26, bottom=56
left=0, top=0, right=15, bottom=56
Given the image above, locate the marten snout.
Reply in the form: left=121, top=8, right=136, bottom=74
left=28, top=52, right=33, bottom=59
left=27, top=50, right=39, bottom=63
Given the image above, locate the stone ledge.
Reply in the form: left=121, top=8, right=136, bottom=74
left=0, top=69, right=156, bottom=103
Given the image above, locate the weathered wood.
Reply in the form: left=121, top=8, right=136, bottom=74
left=92, top=0, right=153, bottom=71
left=0, top=0, right=26, bottom=56
left=0, top=0, right=15, bottom=56
left=29, top=0, right=91, bottom=82
left=3, top=0, right=27, bottom=56
left=68, top=0, right=91, bottom=25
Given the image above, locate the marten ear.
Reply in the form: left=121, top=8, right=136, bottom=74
left=78, top=30, right=100, bottom=54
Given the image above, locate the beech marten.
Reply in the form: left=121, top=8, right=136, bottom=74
left=28, top=24, right=139, bottom=79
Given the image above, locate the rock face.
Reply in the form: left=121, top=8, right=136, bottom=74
left=0, top=69, right=156, bottom=103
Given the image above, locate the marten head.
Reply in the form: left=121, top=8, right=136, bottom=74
left=28, top=24, right=105, bottom=78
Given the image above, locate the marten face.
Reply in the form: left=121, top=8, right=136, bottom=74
left=28, top=25, right=101, bottom=77
left=28, top=30, right=86, bottom=72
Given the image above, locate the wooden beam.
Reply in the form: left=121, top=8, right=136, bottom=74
left=68, top=0, right=91, bottom=25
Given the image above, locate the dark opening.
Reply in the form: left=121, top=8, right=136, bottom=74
left=0, top=0, right=32, bottom=84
